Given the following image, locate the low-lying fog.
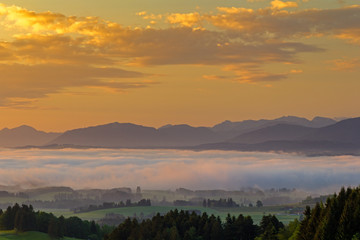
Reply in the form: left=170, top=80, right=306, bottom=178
left=0, top=148, right=359, bottom=194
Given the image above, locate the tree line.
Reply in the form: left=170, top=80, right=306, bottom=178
left=105, top=186, right=360, bottom=240
left=0, top=203, right=112, bottom=240
left=202, top=198, right=239, bottom=208
left=105, top=209, right=294, bottom=240
left=74, top=199, right=151, bottom=213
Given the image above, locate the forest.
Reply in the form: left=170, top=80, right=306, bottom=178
left=1, top=186, right=360, bottom=239
left=0, top=204, right=111, bottom=240
left=105, top=209, right=290, bottom=240
left=297, top=187, right=360, bottom=240
left=106, top=186, right=360, bottom=240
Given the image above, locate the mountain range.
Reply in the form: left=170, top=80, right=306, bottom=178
left=2, top=116, right=360, bottom=155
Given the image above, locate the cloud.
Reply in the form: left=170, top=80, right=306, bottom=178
left=270, top=0, right=298, bottom=9
left=4, top=34, right=114, bottom=65
left=0, top=4, right=324, bottom=67
left=0, top=4, right=158, bottom=106
left=0, top=63, right=152, bottom=107
left=328, top=57, right=360, bottom=71
left=204, top=5, right=360, bottom=41
left=202, top=75, right=230, bottom=81
left=166, top=12, right=202, bottom=28
left=222, top=64, right=301, bottom=83
left=0, top=2, right=359, bottom=106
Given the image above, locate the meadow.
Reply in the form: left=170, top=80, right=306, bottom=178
left=49, top=205, right=299, bottom=225
left=0, top=230, right=80, bottom=240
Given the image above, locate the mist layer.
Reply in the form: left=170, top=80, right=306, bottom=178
left=0, top=148, right=359, bottom=193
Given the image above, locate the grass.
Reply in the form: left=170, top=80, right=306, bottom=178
left=0, top=230, right=80, bottom=240
left=52, top=206, right=218, bottom=220
left=50, top=205, right=299, bottom=225
left=0, top=198, right=25, bottom=205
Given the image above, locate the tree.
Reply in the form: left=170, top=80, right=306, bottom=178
left=277, top=219, right=300, bottom=240
left=256, top=200, right=263, bottom=208
left=48, top=217, right=59, bottom=238
left=258, top=215, right=284, bottom=240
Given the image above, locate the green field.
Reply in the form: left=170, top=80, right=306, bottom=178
left=0, top=231, right=80, bottom=240
left=49, top=205, right=299, bottom=225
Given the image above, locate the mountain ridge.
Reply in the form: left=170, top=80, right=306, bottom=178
left=0, top=125, right=61, bottom=148
left=1, top=116, right=356, bottom=156
left=196, top=117, right=360, bottom=155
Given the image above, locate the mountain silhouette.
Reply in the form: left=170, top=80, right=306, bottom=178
left=300, top=117, right=360, bottom=145
left=3, top=116, right=357, bottom=156
left=196, top=117, right=360, bottom=155
left=0, top=125, right=60, bottom=147
left=50, top=123, right=220, bottom=147
left=212, top=116, right=336, bottom=139
left=229, top=124, right=315, bottom=144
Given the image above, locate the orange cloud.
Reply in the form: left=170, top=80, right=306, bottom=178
left=270, top=0, right=298, bottom=9
left=202, top=75, right=230, bottom=81
left=167, top=12, right=202, bottom=28
left=329, top=58, right=360, bottom=71
left=0, top=63, right=152, bottom=107
left=0, top=3, right=359, bottom=107
left=223, top=64, right=289, bottom=83
left=204, top=5, right=360, bottom=42
left=335, top=28, right=360, bottom=44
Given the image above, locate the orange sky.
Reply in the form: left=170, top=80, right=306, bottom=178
left=0, top=0, right=359, bottom=131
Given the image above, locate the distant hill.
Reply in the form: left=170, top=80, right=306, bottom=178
left=300, top=117, right=360, bottom=145
left=212, top=116, right=337, bottom=139
left=49, top=122, right=158, bottom=148
left=157, top=124, right=219, bottom=146
left=50, top=122, right=220, bottom=148
left=196, top=117, right=360, bottom=155
left=229, top=124, right=315, bottom=144
left=0, top=125, right=60, bottom=148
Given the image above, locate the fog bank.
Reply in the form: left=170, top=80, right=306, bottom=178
left=0, top=148, right=359, bottom=194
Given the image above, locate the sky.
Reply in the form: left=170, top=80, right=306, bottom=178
left=0, top=0, right=359, bottom=131
left=0, top=148, right=359, bottom=193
